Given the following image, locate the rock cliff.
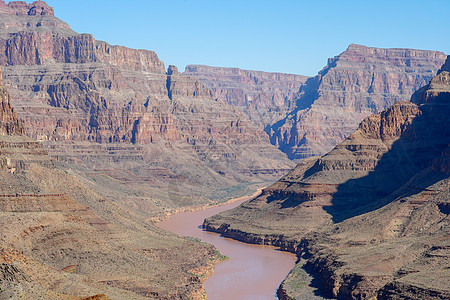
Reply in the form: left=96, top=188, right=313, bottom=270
left=0, top=67, right=23, bottom=135
left=0, top=1, right=164, bottom=71
left=0, top=65, right=223, bottom=299
left=205, top=57, right=450, bottom=299
left=184, top=65, right=309, bottom=128
left=269, top=44, right=446, bottom=159
left=0, top=1, right=54, bottom=16
left=0, top=1, right=294, bottom=215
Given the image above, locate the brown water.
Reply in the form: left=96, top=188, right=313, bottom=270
left=158, top=196, right=297, bottom=300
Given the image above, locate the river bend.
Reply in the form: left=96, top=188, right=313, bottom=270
left=158, top=196, right=297, bottom=300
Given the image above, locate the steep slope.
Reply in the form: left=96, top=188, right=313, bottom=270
left=184, top=65, right=309, bottom=128
left=205, top=57, right=450, bottom=299
left=0, top=1, right=294, bottom=216
left=0, top=65, right=223, bottom=299
left=269, top=44, right=446, bottom=159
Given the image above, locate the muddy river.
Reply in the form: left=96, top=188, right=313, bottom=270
left=158, top=195, right=297, bottom=300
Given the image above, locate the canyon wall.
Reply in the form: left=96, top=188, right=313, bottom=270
left=205, top=57, right=450, bottom=299
left=268, top=44, right=446, bottom=159
left=186, top=46, right=446, bottom=161
left=0, top=1, right=54, bottom=16
left=0, top=1, right=294, bottom=215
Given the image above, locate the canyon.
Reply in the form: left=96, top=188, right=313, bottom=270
left=269, top=44, right=446, bottom=159
left=0, top=1, right=448, bottom=300
left=205, top=57, right=450, bottom=299
left=0, top=2, right=296, bottom=297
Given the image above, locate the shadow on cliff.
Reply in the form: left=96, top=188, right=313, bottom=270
left=323, top=94, right=449, bottom=223
left=265, top=193, right=306, bottom=209
left=266, top=59, right=341, bottom=160
left=265, top=76, right=321, bottom=158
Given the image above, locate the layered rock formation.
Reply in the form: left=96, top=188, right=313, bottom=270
left=184, top=65, right=309, bottom=128
left=269, top=44, right=446, bottom=159
left=205, top=58, right=450, bottom=299
left=0, top=1, right=54, bottom=16
left=0, top=65, right=224, bottom=299
left=0, top=1, right=294, bottom=216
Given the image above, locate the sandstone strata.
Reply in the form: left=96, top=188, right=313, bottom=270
left=184, top=65, right=309, bottom=128
left=269, top=44, right=446, bottom=159
left=205, top=57, right=450, bottom=299
left=0, top=1, right=293, bottom=216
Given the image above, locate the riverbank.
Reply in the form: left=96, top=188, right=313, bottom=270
left=203, top=216, right=331, bottom=299
left=150, top=188, right=264, bottom=223
left=156, top=192, right=297, bottom=299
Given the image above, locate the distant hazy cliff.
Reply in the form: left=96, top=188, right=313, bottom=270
left=184, top=65, right=309, bottom=128
left=187, top=45, right=447, bottom=161
left=268, top=44, right=446, bottom=159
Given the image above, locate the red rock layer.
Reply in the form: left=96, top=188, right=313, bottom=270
left=0, top=31, right=165, bottom=73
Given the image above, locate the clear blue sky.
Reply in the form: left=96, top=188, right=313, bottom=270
left=42, top=0, right=449, bottom=76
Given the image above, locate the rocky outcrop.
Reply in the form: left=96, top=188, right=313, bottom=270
left=184, top=65, right=309, bottom=127
left=0, top=67, right=23, bottom=135
left=269, top=44, right=446, bottom=159
left=0, top=1, right=54, bottom=16
left=205, top=57, right=450, bottom=299
left=379, top=275, right=450, bottom=300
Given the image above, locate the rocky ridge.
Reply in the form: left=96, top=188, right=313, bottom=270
left=184, top=65, right=309, bottom=128
left=0, top=1, right=294, bottom=216
left=269, top=44, right=446, bottom=159
left=205, top=57, right=450, bottom=299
